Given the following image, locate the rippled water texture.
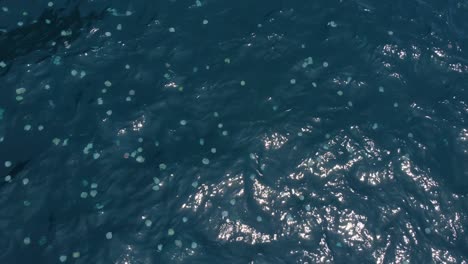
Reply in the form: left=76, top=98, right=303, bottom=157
left=1, top=0, right=468, bottom=263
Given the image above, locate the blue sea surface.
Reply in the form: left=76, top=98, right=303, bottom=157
left=0, top=0, right=467, bottom=263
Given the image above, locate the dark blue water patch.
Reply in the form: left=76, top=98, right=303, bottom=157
left=0, top=0, right=468, bottom=263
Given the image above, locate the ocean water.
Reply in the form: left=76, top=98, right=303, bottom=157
left=0, top=0, right=467, bottom=263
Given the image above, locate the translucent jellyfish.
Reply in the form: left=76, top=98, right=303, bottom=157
left=145, top=220, right=152, bottom=227
left=175, top=240, right=182, bottom=247
left=168, top=228, right=175, bottom=236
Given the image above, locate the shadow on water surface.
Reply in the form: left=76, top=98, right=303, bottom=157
left=0, top=4, right=106, bottom=73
